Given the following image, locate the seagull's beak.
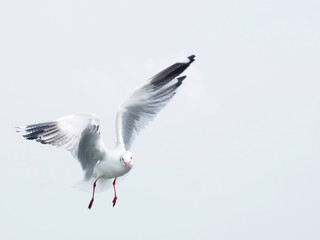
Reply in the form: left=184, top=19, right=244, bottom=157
left=125, top=161, right=131, bottom=169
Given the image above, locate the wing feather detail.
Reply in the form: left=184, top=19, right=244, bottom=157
left=16, top=113, right=105, bottom=179
left=116, top=55, right=195, bottom=150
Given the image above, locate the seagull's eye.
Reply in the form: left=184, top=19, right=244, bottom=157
left=130, top=156, right=133, bottom=160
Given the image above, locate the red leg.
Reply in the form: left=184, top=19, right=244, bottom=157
left=112, top=178, right=118, bottom=207
left=88, top=179, right=98, bottom=209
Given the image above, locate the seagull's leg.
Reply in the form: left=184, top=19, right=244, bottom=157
left=88, top=179, right=98, bottom=209
left=112, top=178, right=118, bottom=207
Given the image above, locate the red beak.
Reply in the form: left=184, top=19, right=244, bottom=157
left=125, top=161, right=131, bottom=169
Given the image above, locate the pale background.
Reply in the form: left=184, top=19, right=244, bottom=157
left=0, top=0, right=319, bottom=239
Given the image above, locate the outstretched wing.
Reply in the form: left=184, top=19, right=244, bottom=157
left=116, top=55, right=195, bottom=150
left=16, top=113, right=105, bottom=179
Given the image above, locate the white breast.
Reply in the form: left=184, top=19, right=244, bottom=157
left=92, top=159, right=130, bottom=179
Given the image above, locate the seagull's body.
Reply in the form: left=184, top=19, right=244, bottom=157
left=17, top=55, right=195, bottom=208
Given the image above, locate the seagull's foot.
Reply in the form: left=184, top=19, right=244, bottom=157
left=88, top=179, right=98, bottom=210
left=112, top=178, right=118, bottom=207
left=88, top=198, right=94, bottom=209
left=112, top=196, right=118, bottom=207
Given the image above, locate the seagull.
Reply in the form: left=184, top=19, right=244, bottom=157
left=16, top=55, right=196, bottom=209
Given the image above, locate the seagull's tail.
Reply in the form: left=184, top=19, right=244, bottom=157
left=73, top=171, right=133, bottom=193
left=73, top=178, right=113, bottom=193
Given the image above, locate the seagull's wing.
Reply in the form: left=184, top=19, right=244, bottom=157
left=16, top=113, right=105, bottom=179
left=116, top=55, right=195, bottom=150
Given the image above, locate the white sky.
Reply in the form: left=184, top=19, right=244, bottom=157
left=0, top=0, right=319, bottom=239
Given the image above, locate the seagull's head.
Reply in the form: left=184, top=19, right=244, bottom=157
left=120, top=151, right=134, bottom=169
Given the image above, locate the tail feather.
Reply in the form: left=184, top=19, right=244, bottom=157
left=73, top=178, right=113, bottom=193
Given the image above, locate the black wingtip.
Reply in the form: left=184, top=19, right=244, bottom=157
left=188, top=55, right=196, bottom=63
left=15, top=126, right=26, bottom=133
left=177, top=76, right=187, bottom=83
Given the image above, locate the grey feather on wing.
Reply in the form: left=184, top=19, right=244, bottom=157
left=118, top=55, right=195, bottom=150
left=17, top=113, right=104, bottom=179
left=77, top=129, right=105, bottom=179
